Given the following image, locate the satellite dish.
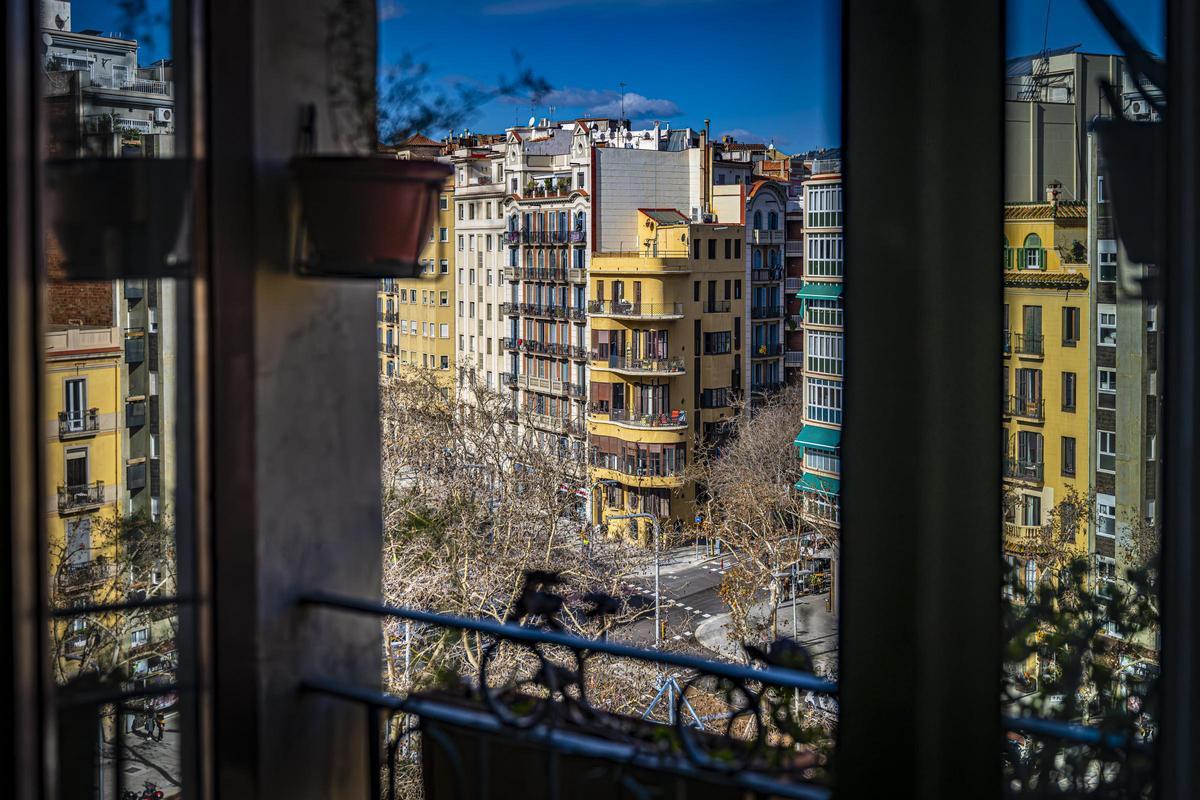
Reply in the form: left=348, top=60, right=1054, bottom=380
left=527, top=116, right=536, bottom=127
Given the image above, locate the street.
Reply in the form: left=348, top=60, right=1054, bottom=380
left=99, top=711, right=182, bottom=799
left=613, top=545, right=838, bottom=672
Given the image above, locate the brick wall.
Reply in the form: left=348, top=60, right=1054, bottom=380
left=44, top=234, right=114, bottom=326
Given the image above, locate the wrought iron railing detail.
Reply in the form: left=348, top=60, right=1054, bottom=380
left=300, top=572, right=839, bottom=799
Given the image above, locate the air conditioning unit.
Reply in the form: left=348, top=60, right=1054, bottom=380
left=154, top=107, right=173, bottom=123
left=1128, top=99, right=1151, bottom=119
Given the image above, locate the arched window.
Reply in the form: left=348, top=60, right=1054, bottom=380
left=753, top=250, right=763, bottom=269
left=1023, top=233, right=1043, bottom=270
left=769, top=249, right=779, bottom=268
left=753, top=210, right=763, bottom=230
left=768, top=211, right=778, bottom=229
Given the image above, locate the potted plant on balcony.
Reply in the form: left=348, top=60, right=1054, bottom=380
left=293, top=1, right=548, bottom=277
left=556, top=177, right=571, bottom=194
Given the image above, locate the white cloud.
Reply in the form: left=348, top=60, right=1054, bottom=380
left=499, top=86, right=683, bottom=120
left=587, top=92, right=681, bottom=118
left=380, top=1, right=407, bottom=21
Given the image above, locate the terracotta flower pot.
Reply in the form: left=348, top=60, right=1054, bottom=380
left=43, top=158, right=193, bottom=280
left=292, top=156, right=451, bottom=278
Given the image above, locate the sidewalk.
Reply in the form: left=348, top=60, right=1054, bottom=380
left=100, top=711, right=182, bottom=799
left=695, top=592, right=838, bottom=671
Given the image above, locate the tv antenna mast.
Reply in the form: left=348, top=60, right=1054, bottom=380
left=619, top=81, right=627, bottom=121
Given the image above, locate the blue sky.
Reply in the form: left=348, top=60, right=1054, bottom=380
left=68, top=0, right=1164, bottom=153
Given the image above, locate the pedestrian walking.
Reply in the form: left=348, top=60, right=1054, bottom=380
left=154, top=711, right=166, bottom=742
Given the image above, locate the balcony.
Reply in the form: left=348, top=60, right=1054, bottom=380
left=752, top=305, right=783, bottom=319
left=590, top=251, right=692, bottom=273
left=1013, top=332, right=1043, bottom=357
left=57, top=481, right=106, bottom=514
left=528, top=412, right=579, bottom=436
left=587, top=300, right=684, bottom=320
left=379, top=311, right=398, bottom=324
left=752, top=229, right=784, bottom=244
left=752, top=343, right=784, bottom=358
left=812, top=158, right=842, bottom=175
left=588, top=405, right=688, bottom=430
left=751, top=268, right=783, bottom=283
left=1003, top=523, right=1050, bottom=557
left=58, top=408, right=100, bottom=439
left=567, top=266, right=586, bottom=283
left=502, top=372, right=519, bottom=388
left=785, top=351, right=805, bottom=367
left=1003, top=458, right=1043, bottom=484
left=785, top=276, right=803, bottom=292
left=592, top=354, right=686, bottom=376
left=786, top=241, right=805, bottom=258
left=589, top=455, right=687, bottom=487
left=57, top=559, right=116, bottom=591
left=703, top=299, right=731, bottom=313
left=1005, top=395, right=1045, bottom=421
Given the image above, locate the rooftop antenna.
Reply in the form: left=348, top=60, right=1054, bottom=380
left=618, top=81, right=627, bottom=121
left=1021, top=0, right=1054, bottom=101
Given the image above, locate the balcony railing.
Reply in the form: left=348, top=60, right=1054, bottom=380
left=57, top=481, right=105, bottom=513
left=589, top=405, right=688, bottom=429
left=589, top=454, right=688, bottom=480
left=751, top=268, right=783, bottom=282
left=752, top=343, right=784, bottom=357
left=379, top=311, right=399, bottom=323
left=785, top=276, right=803, bottom=292
left=703, top=299, right=731, bottom=313
left=594, top=354, right=686, bottom=374
left=1003, top=458, right=1044, bottom=483
left=587, top=300, right=685, bottom=318
left=58, top=408, right=100, bottom=438
left=1005, top=395, right=1045, bottom=421
left=752, top=229, right=784, bottom=244
left=502, top=372, right=519, bottom=388
left=58, top=559, right=116, bottom=590
left=299, top=574, right=838, bottom=800
left=1003, top=523, right=1050, bottom=556
left=785, top=351, right=805, bottom=367
left=812, top=158, right=842, bottom=175
left=752, top=305, right=783, bottom=319
left=1013, top=332, right=1044, bottom=357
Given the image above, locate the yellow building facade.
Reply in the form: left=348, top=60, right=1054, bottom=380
left=378, top=176, right=456, bottom=383
left=588, top=210, right=743, bottom=541
left=1002, top=200, right=1091, bottom=561
left=44, top=324, right=124, bottom=676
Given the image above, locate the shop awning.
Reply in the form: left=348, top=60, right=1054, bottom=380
left=793, top=424, right=841, bottom=450
left=797, top=472, right=841, bottom=496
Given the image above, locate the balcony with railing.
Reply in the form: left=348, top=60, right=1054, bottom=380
left=785, top=241, right=805, bottom=258
left=752, top=229, right=784, bottom=244
left=751, top=268, right=783, bottom=283
left=1003, top=458, right=1044, bottom=484
left=58, top=408, right=101, bottom=439
left=1005, top=395, right=1045, bottom=421
left=587, top=300, right=685, bottom=320
left=752, top=305, right=783, bottom=319
left=752, top=342, right=784, bottom=358
left=57, top=481, right=106, bottom=514
left=785, top=276, right=803, bottom=292
left=590, top=251, right=692, bottom=273
left=588, top=404, right=688, bottom=431
left=1013, top=332, right=1044, bottom=357
left=379, top=311, right=399, bottom=323
left=57, top=559, right=117, bottom=592
left=702, top=299, right=731, bottom=313
left=811, top=158, right=842, bottom=175
left=1003, top=523, right=1051, bottom=557
left=592, top=354, right=686, bottom=376
left=588, top=453, right=688, bottom=484
left=785, top=350, right=805, bottom=367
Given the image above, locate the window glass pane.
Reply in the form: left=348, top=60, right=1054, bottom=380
left=39, top=0, right=196, bottom=796
left=1003, top=1, right=1162, bottom=792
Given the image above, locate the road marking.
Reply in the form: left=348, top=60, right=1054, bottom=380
left=672, top=635, right=682, bottom=641
left=684, top=606, right=693, bottom=611
left=702, top=613, right=712, bottom=618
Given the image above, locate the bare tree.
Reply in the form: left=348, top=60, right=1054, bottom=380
left=686, top=385, right=838, bottom=657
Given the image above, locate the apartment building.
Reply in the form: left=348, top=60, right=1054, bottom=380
left=588, top=210, right=742, bottom=540
left=45, top=324, right=123, bottom=675
left=1001, top=193, right=1092, bottom=566
left=452, top=142, right=507, bottom=391
left=378, top=174, right=455, bottom=380
left=794, top=158, right=844, bottom=531
left=1086, top=130, right=1162, bottom=613
left=500, top=119, right=703, bottom=467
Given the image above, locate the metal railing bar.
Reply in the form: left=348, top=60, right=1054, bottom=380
left=1003, top=714, right=1151, bottom=752
left=55, top=682, right=187, bottom=708
left=300, top=590, right=839, bottom=694
left=50, top=594, right=195, bottom=618
left=303, top=677, right=832, bottom=800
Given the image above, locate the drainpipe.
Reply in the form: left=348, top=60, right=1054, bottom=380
left=702, top=119, right=711, bottom=218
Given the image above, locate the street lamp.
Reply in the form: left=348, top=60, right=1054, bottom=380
left=607, top=512, right=663, bottom=649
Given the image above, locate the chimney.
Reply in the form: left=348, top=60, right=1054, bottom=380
left=1045, top=180, right=1063, bottom=206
